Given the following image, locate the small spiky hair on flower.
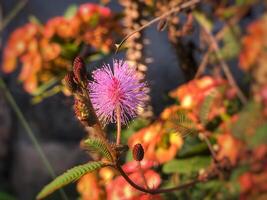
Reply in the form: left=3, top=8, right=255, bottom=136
left=88, top=60, right=147, bottom=125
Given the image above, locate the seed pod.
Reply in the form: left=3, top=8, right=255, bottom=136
left=132, top=143, right=144, bottom=161
left=73, top=56, right=87, bottom=84
left=63, top=72, right=78, bottom=93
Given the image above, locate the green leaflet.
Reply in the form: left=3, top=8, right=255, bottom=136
left=249, top=123, right=267, bottom=148
left=231, top=102, right=262, bottom=140
left=199, top=90, right=217, bottom=126
left=0, top=191, right=16, bottom=200
left=172, top=110, right=197, bottom=138
left=163, top=156, right=211, bottom=174
left=83, top=138, right=114, bottom=161
left=64, top=4, right=78, bottom=19
left=36, top=161, right=107, bottom=199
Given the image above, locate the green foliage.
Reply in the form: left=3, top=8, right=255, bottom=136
left=163, top=156, right=211, bottom=175
left=191, top=180, right=240, bottom=200
left=61, top=42, right=82, bottom=59
left=193, top=11, right=213, bottom=32
left=219, top=26, right=241, bottom=60
left=64, top=4, right=78, bottom=19
left=37, top=161, right=107, bottom=199
left=249, top=123, right=267, bottom=148
left=83, top=138, right=113, bottom=161
left=0, top=191, right=16, bottom=200
left=179, top=142, right=209, bottom=157
left=231, top=102, right=262, bottom=142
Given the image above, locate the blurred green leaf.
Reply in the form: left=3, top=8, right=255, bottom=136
left=28, top=15, right=42, bottom=25
left=230, top=164, right=249, bottom=181
left=0, top=191, right=16, bottom=200
left=64, top=4, right=78, bottom=19
left=32, top=78, right=59, bottom=96
left=31, top=85, right=63, bottom=104
left=163, top=156, right=211, bottom=174
left=179, top=142, right=209, bottom=158
left=61, top=42, right=81, bottom=59
left=219, top=26, right=241, bottom=60
left=178, top=136, right=215, bottom=158
left=193, top=11, right=213, bottom=32
left=89, top=13, right=100, bottom=27
left=249, top=123, right=267, bottom=148
left=231, top=101, right=262, bottom=142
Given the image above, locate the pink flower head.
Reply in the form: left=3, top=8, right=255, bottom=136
left=88, top=60, right=147, bottom=125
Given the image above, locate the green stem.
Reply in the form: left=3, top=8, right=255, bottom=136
left=0, top=78, right=68, bottom=200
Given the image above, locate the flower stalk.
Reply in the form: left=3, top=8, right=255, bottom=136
left=116, top=105, right=122, bottom=145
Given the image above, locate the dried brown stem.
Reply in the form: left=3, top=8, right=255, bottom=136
left=199, top=133, right=218, bottom=163
left=115, top=0, right=201, bottom=53
left=201, top=27, right=248, bottom=105
left=194, top=46, right=212, bottom=78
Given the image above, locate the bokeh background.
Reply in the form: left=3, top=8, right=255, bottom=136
left=1, top=0, right=266, bottom=200
left=0, top=0, right=185, bottom=199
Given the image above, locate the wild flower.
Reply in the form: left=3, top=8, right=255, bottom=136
left=88, top=60, right=147, bottom=125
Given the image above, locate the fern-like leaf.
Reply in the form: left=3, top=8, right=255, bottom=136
left=199, top=90, right=217, bottom=126
left=171, top=110, right=197, bottom=138
left=83, top=138, right=113, bottom=161
left=36, top=161, right=107, bottom=200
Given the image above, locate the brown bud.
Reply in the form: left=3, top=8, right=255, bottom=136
left=73, top=56, right=87, bottom=84
left=63, top=72, right=78, bottom=93
left=74, top=99, right=97, bottom=126
left=132, top=143, right=144, bottom=161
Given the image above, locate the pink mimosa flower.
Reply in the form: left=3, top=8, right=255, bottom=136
left=88, top=60, right=147, bottom=125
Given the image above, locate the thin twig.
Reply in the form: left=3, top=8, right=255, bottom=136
left=0, top=0, right=28, bottom=33
left=115, top=163, right=200, bottom=194
left=199, top=133, right=217, bottom=163
left=201, top=27, right=247, bottom=105
left=0, top=77, right=68, bottom=200
left=194, top=46, right=212, bottom=78
left=115, top=0, right=201, bottom=53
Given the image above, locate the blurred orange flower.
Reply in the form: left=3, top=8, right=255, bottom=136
left=216, top=132, right=242, bottom=165
left=169, top=76, right=226, bottom=109
left=239, top=16, right=267, bottom=71
left=77, top=172, right=103, bottom=200
left=77, top=167, right=116, bottom=200
left=239, top=171, right=267, bottom=200
left=129, top=105, right=183, bottom=164
left=1, top=3, right=121, bottom=94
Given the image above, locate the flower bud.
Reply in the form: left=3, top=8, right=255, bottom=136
left=132, top=143, right=144, bottom=161
left=73, top=56, right=87, bottom=84
left=63, top=72, right=78, bottom=93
